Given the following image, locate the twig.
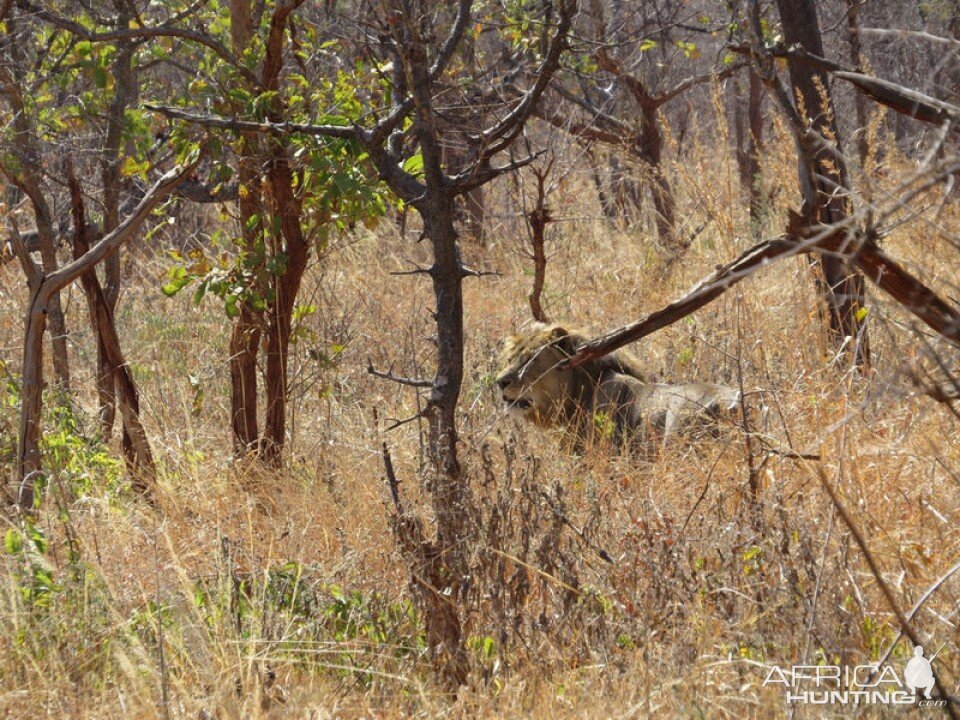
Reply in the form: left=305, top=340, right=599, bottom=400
left=817, top=467, right=959, bottom=718
left=460, top=266, right=500, bottom=278
left=381, top=442, right=402, bottom=511
left=386, top=412, right=427, bottom=431
left=367, top=361, right=432, bottom=388
left=875, top=559, right=960, bottom=670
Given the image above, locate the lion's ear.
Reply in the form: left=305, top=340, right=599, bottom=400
left=549, top=326, right=577, bottom=354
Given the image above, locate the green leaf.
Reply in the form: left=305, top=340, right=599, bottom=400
left=402, top=153, right=424, bottom=176
left=120, top=155, right=151, bottom=178
left=4, top=529, right=22, bottom=555
left=92, top=65, right=109, bottom=88
left=161, top=266, right=192, bottom=297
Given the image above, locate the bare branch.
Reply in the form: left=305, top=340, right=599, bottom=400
left=571, top=213, right=960, bottom=367
left=145, top=103, right=358, bottom=140
left=451, top=149, right=547, bottom=193
left=571, top=233, right=800, bottom=366
left=730, top=42, right=960, bottom=126
left=367, top=361, right=433, bottom=388
left=386, top=411, right=427, bottom=431
left=834, top=71, right=960, bottom=125
left=460, top=266, right=500, bottom=278
left=429, top=0, right=471, bottom=81
left=860, top=27, right=960, bottom=48
left=474, top=0, right=574, bottom=158
left=655, top=62, right=749, bottom=106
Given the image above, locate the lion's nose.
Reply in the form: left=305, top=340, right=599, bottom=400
left=496, top=375, right=513, bottom=390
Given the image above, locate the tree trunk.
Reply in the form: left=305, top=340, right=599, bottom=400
left=636, top=102, right=681, bottom=258
left=527, top=168, right=551, bottom=323
left=15, top=288, right=47, bottom=509
left=229, top=305, right=261, bottom=454
left=735, top=69, right=765, bottom=234
left=418, top=197, right=471, bottom=689
left=261, top=141, right=308, bottom=462
left=96, top=32, right=139, bottom=439
left=228, top=132, right=264, bottom=457
left=68, top=166, right=155, bottom=493
left=403, top=29, right=472, bottom=689
left=15, top=164, right=197, bottom=510
left=776, top=0, right=870, bottom=368
left=259, top=0, right=309, bottom=462
left=228, top=0, right=264, bottom=456
left=845, top=0, right=870, bottom=167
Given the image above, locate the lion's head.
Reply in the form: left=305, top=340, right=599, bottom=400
left=495, top=323, right=644, bottom=427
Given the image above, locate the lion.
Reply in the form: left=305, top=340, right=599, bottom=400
left=495, top=323, right=740, bottom=451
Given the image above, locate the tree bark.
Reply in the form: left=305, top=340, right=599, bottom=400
left=15, top=163, right=196, bottom=510
left=68, top=164, right=155, bottom=493
left=97, top=19, right=139, bottom=438
left=228, top=0, right=264, bottom=456
left=775, top=0, right=870, bottom=368
left=845, top=0, right=870, bottom=166
left=261, top=140, right=308, bottom=461
left=259, top=0, right=308, bottom=462
left=402, top=19, right=472, bottom=688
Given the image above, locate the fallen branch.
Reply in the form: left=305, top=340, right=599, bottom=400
left=571, top=213, right=960, bottom=366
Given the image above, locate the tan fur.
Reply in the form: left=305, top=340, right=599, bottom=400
left=495, top=323, right=740, bottom=451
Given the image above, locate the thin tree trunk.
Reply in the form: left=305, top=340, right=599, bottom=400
left=68, top=164, right=155, bottom=493
left=403, top=31, right=472, bottom=689
left=259, top=0, right=309, bottom=462
left=34, top=216, right=72, bottom=394
left=776, top=0, right=870, bottom=368
left=845, top=0, right=870, bottom=166
left=637, top=103, right=681, bottom=257
left=228, top=0, right=264, bottom=456
left=97, top=31, right=138, bottom=438
left=419, top=198, right=471, bottom=688
left=229, top=305, right=261, bottom=454
left=527, top=167, right=551, bottom=323
left=261, top=142, right=308, bottom=461
left=16, top=287, right=46, bottom=509
left=746, top=68, right=765, bottom=231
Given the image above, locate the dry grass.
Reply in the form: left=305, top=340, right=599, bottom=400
left=1, top=113, right=959, bottom=719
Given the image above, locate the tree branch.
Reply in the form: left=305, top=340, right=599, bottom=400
left=473, top=0, right=574, bottom=158
left=145, top=103, right=357, bottom=139
left=44, top=160, right=200, bottom=295
left=18, top=0, right=259, bottom=86
left=367, top=361, right=433, bottom=388
left=429, top=0, right=471, bottom=81
left=571, top=212, right=960, bottom=366
left=654, top=61, right=749, bottom=106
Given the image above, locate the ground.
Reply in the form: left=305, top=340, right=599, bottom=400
left=1, top=107, right=958, bottom=718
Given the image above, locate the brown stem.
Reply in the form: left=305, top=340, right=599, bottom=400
left=67, top=163, right=155, bottom=493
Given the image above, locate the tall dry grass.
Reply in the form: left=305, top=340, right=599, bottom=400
left=1, top=101, right=958, bottom=718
